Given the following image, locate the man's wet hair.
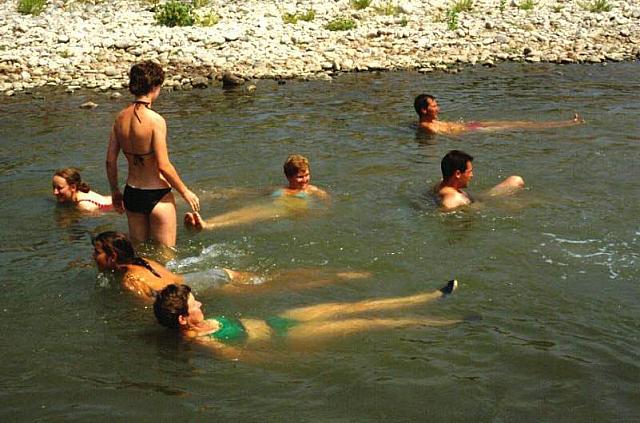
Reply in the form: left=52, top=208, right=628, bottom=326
left=154, top=284, right=192, bottom=329
left=283, top=154, right=310, bottom=178
left=414, top=94, right=435, bottom=116
left=441, top=150, right=473, bottom=179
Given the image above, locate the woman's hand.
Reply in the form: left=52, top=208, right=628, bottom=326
left=184, top=212, right=206, bottom=231
left=182, top=189, right=200, bottom=212
left=112, top=190, right=125, bottom=214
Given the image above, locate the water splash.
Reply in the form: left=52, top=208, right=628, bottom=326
left=95, top=272, right=114, bottom=289
left=538, top=232, right=638, bottom=280
left=167, top=243, right=242, bottom=272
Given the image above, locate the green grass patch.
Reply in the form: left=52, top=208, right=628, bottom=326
left=451, top=0, right=473, bottom=13
left=375, top=1, right=403, bottom=16
left=325, top=17, right=357, bottom=31
left=192, top=0, right=209, bottom=7
left=517, top=0, right=536, bottom=10
left=350, top=0, right=371, bottom=10
left=298, top=9, right=315, bottom=21
left=196, top=11, right=219, bottom=26
left=283, top=12, right=298, bottom=24
left=446, top=9, right=458, bottom=30
left=283, top=9, right=315, bottom=24
left=399, top=16, right=408, bottom=26
left=17, top=0, right=46, bottom=15
left=444, top=0, right=472, bottom=29
left=154, top=1, right=194, bottom=27
left=63, top=0, right=106, bottom=6
left=579, top=0, right=612, bottom=12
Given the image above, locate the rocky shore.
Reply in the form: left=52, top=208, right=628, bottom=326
left=1, top=0, right=639, bottom=95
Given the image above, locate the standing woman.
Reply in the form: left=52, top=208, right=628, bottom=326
left=107, top=61, right=199, bottom=247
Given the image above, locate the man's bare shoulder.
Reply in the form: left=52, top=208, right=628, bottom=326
left=418, top=122, right=437, bottom=134
left=421, top=121, right=467, bottom=135
left=438, top=186, right=471, bottom=211
left=308, top=184, right=330, bottom=198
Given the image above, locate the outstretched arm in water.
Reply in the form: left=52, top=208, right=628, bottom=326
left=184, top=189, right=327, bottom=232
left=220, top=268, right=372, bottom=294
left=184, top=202, right=289, bottom=231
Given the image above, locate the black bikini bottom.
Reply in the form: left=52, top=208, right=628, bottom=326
left=123, top=185, right=172, bottom=215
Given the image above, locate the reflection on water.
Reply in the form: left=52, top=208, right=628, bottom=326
left=537, top=231, right=639, bottom=280
left=1, top=62, right=640, bottom=421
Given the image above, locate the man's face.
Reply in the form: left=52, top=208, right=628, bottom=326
left=425, top=98, right=440, bottom=119
left=458, top=161, right=474, bottom=188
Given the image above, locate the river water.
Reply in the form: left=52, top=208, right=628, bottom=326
left=1, top=61, right=639, bottom=421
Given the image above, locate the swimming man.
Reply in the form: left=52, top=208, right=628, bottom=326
left=414, top=94, right=584, bottom=135
left=435, top=150, right=524, bottom=211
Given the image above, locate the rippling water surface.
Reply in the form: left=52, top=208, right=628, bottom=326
left=1, top=62, right=639, bottom=421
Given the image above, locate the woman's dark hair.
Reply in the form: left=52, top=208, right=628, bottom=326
left=54, top=168, right=90, bottom=193
left=154, top=284, right=192, bottom=329
left=129, top=61, right=165, bottom=96
left=92, top=231, right=161, bottom=277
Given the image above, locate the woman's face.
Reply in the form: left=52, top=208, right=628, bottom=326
left=287, top=169, right=310, bottom=190
left=92, top=241, right=115, bottom=271
left=184, top=293, right=205, bottom=327
left=52, top=175, right=76, bottom=203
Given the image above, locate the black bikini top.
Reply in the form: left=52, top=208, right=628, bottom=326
left=123, top=100, right=154, bottom=166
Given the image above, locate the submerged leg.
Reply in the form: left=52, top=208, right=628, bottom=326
left=281, top=280, right=458, bottom=322
left=486, top=175, right=525, bottom=197
left=220, top=268, right=372, bottom=294
left=126, top=211, right=150, bottom=246
left=265, top=268, right=372, bottom=290
left=287, top=316, right=462, bottom=343
left=480, top=114, right=583, bottom=131
left=149, top=193, right=177, bottom=247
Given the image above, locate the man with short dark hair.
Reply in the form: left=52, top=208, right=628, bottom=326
left=435, top=150, right=524, bottom=211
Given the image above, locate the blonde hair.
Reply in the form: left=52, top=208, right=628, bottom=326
left=283, top=154, right=309, bottom=178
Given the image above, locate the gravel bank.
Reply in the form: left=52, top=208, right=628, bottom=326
left=1, top=0, right=639, bottom=95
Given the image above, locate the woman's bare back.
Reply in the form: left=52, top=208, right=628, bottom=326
left=122, top=259, right=183, bottom=299
left=114, top=103, right=168, bottom=188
